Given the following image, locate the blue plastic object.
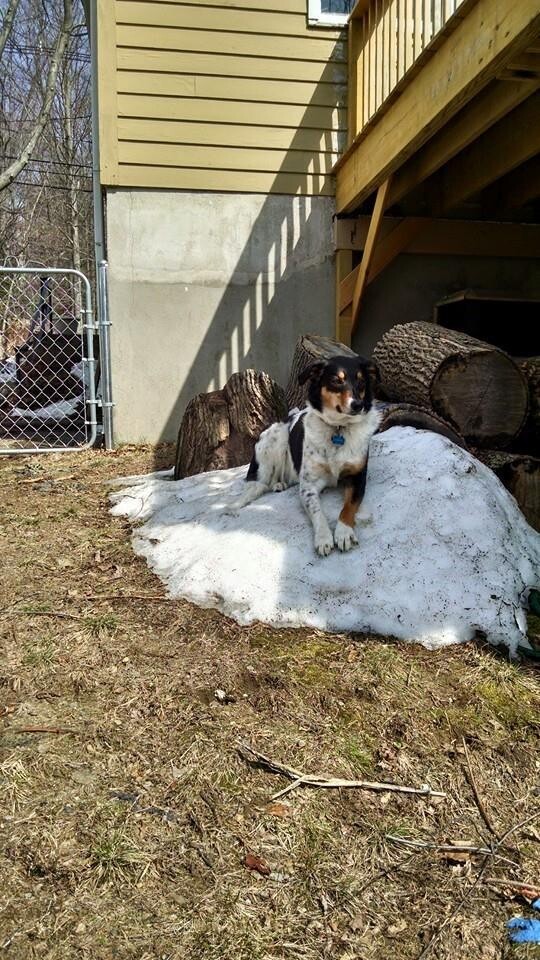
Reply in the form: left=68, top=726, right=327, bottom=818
left=506, top=898, right=540, bottom=944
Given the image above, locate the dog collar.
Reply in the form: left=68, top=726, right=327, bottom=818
left=331, top=427, right=345, bottom=446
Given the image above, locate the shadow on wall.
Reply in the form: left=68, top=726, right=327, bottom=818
left=130, top=51, right=347, bottom=457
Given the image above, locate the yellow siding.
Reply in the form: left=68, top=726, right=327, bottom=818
left=98, top=0, right=347, bottom=195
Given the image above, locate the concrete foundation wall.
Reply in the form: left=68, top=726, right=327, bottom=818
left=107, top=188, right=335, bottom=443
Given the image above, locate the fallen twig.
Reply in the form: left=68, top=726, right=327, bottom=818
left=386, top=836, right=493, bottom=856
left=8, top=726, right=78, bottom=735
left=4, top=609, right=82, bottom=621
left=18, top=474, right=79, bottom=485
left=82, top=593, right=171, bottom=603
left=415, top=811, right=540, bottom=958
left=386, top=835, right=518, bottom=868
left=486, top=876, right=540, bottom=895
left=461, top=736, right=499, bottom=838
left=237, top=742, right=446, bottom=800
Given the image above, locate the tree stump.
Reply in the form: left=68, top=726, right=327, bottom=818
left=514, top=357, right=540, bottom=456
left=474, top=450, right=540, bottom=531
left=174, top=369, right=287, bottom=479
left=373, top=322, right=528, bottom=448
left=286, top=333, right=356, bottom=409
left=376, top=402, right=466, bottom=448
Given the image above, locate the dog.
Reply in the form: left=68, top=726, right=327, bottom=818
left=228, top=355, right=381, bottom=556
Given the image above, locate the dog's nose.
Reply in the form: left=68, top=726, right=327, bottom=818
left=350, top=400, right=363, bottom=413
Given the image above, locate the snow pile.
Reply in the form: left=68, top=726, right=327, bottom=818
left=109, top=428, right=540, bottom=652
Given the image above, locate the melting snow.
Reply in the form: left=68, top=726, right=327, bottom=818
left=11, top=397, right=80, bottom=421
left=109, top=428, right=540, bottom=653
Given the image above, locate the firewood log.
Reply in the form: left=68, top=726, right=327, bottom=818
left=373, top=322, right=528, bottom=448
left=474, top=450, right=540, bottom=531
left=174, top=369, right=287, bottom=479
left=285, top=333, right=356, bottom=409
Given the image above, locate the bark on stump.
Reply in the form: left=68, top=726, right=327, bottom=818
left=174, top=369, right=287, bottom=480
left=474, top=450, right=540, bottom=531
left=515, top=357, right=540, bottom=456
left=377, top=402, right=466, bottom=448
left=286, top=333, right=356, bottom=409
left=373, top=322, right=528, bottom=448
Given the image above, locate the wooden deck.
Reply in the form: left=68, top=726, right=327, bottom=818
left=334, top=0, right=540, bottom=343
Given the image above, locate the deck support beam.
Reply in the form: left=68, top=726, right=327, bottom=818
left=344, top=178, right=392, bottom=344
left=337, top=219, right=540, bottom=317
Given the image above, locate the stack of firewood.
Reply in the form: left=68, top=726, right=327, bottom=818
left=174, top=325, right=539, bottom=531
left=371, top=321, right=539, bottom=531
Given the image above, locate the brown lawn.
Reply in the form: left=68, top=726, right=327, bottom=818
left=1, top=446, right=539, bottom=960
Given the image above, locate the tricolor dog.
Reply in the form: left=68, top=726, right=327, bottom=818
left=229, top=355, right=381, bottom=556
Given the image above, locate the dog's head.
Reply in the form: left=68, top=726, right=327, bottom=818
left=298, top=354, right=380, bottom=424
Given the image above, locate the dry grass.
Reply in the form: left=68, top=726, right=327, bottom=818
left=1, top=445, right=539, bottom=960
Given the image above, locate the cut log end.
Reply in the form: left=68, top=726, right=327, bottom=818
left=432, top=352, right=529, bottom=447
left=373, top=322, right=529, bottom=449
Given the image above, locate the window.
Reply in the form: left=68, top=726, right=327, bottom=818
left=308, top=0, right=354, bottom=27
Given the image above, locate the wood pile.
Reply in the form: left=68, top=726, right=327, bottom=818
left=173, top=326, right=539, bottom=531
left=174, top=369, right=287, bottom=480
left=372, top=321, right=539, bottom=530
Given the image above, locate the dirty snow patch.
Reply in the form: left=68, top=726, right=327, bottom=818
left=109, top=428, right=540, bottom=653
left=12, top=397, right=80, bottom=421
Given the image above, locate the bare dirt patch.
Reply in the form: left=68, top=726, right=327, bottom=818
left=1, top=446, right=539, bottom=960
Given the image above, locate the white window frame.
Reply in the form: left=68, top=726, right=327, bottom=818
left=307, top=0, right=352, bottom=27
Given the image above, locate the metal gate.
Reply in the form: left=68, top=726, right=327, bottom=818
left=0, top=265, right=112, bottom=454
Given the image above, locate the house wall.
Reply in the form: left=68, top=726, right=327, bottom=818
left=107, top=189, right=335, bottom=443
left=97, top=0, right=347, bottom=195
left=96, top=1, right=347, bottom=442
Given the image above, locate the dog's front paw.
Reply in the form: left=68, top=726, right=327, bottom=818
left=334, top=520, right=358, bottom=552
left=314, top=529, right=334, bottom=557
left=272, top=482, right=285, bottom=492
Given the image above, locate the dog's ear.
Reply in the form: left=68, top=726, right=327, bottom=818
left=365, top=359, right=380, bottom=386
left=298, top=360, right=326, bottom=386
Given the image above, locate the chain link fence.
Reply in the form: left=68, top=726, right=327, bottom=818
left=0, top=267, right=100, bottom=453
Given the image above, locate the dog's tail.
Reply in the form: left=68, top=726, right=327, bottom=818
left=375, top=402, right=466, bottom=449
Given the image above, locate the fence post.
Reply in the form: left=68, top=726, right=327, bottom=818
left=97, top=260, right=114, bottom=450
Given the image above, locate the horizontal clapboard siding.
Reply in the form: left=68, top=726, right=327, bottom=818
left=98, top=0, right=347, bottom=194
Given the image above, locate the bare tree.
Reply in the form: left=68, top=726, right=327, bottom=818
left=0, top=0, right=93, bottom=276
left=0, top=0, right=21, bottom=61
left=0, top=0, right=73, bottom=192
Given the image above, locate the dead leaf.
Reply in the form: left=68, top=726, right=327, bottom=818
left=387, top=919, right=408, bottom=938
left=245, top=853, right=271, bottom=876
left=444, top=850, right=472, bottom=863
left=266, top=802, right=292, bottom=818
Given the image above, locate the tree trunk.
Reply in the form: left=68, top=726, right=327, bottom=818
left=376, top=402, right=466, bottom=448
left=475, top=450, right=540, bottom=531
left=286, top=333, right=356, bottom=409
left=174, top=369, right=287, bottom=480
left=373, top=321, right=528, bottom=448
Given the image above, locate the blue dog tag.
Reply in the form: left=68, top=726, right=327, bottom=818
left=331, top=433, right=345, bottom=446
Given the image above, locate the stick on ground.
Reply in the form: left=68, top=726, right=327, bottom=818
left=238, top=742, right=446, bottom=800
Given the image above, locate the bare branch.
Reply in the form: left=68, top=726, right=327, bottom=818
left=0, top=0, right=21, bottom=61
left=0, top=0, right=73, bottom=193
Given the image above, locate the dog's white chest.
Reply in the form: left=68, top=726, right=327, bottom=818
left=301, top=407, right=380, bottom=486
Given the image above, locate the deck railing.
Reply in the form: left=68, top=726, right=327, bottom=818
left=347, top=0, right=468, bottom=142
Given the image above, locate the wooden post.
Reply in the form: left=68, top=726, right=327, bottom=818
left=335, top=249, right=353, bottom=344
left=349, top=177, right=392, bottom=340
